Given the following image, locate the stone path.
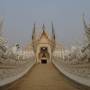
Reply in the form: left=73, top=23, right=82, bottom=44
left=8, top=63, right=79, bottom=90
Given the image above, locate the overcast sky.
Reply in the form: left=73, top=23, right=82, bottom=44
left=0, top=0, right=90, bottom=47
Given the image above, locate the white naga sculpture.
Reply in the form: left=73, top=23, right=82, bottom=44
left=81, top=14, right=90, bottom=61
left=63, top=14, right=90, bottom=63
left=52, top=15, right=90, bottom=87
left=0, top=18, right=7, bottom=61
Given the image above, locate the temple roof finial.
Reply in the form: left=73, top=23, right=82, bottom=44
left=42, top=24, right=45, bottom=32
left=32, top=23, right=36, bottom=40
left=51, top=22, right=55, bottom=41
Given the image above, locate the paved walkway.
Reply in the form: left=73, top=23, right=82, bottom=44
left=8, top=64, right=79, bottom=90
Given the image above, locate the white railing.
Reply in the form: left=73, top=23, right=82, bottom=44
left=0, top=37, right=36, bottom=86
left=53, top=46, right=90, bottom=87
left=52, top=58, right=90, bottom=87
left=0, top=57, right=35, bottom=86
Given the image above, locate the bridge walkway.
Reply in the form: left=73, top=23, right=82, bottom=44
left=8, top=63, right=79, bottom=90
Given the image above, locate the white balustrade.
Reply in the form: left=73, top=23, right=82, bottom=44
left=53, top=45, right=90, bottom=87
left=0, top=41, right=35, bottom=86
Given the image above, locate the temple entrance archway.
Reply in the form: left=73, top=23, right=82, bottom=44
left=39, top=47, right=50, bottom=64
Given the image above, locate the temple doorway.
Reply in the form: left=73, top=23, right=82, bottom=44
left=39, top=47, right=50, bottom=64
left=41, top=59, right=47, bottom=64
